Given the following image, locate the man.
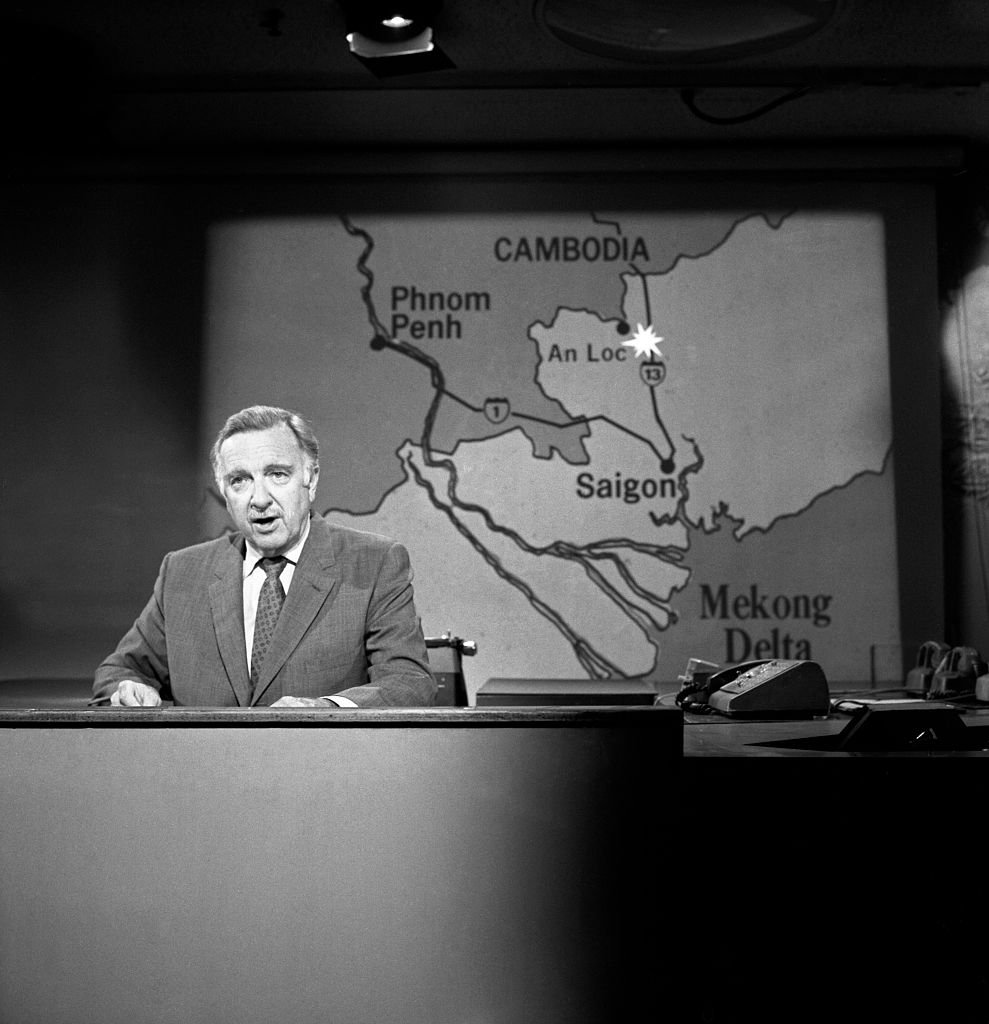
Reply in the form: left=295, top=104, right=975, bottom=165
left=93, top=405, right=435, bottom=708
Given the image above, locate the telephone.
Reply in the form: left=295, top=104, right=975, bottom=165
left=705, top=659, right=830, bottom=717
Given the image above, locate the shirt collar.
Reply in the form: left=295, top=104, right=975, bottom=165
left=243, top=515, right=311, bottom=578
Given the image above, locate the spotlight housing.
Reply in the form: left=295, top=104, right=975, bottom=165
left=343, top=1, right=441, bottom=55
left=339, top=0, right=453, bottom=74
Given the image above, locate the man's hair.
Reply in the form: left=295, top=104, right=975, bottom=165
left=210, top=405, right=319, bottom=487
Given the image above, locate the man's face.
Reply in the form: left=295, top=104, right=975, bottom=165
left=217, top=424, right=319, bottom=557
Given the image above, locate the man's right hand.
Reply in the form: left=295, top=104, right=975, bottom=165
left=109, top=680, right=162, bottom=707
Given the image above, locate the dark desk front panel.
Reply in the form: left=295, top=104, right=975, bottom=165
left=679, top=713, right=989, bottom=1024
left=0, top=708, right=678, bottom=1024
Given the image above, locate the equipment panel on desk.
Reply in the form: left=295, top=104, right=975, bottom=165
left=476, top=677, right=657, bottom=706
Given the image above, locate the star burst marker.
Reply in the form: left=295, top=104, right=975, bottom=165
left=623, top=323, right=664, bottom=359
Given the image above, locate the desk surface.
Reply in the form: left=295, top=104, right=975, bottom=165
left=681, top=700, right=989, bottom=755
left=684, top=712, right=847, bottom=755
left=8, top=676, right=989, bottom=755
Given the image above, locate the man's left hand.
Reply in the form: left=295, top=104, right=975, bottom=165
left=269, top=695, right=336, bottom=708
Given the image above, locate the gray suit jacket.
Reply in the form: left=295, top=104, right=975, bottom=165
left=93, top=515, right=436, bottom=707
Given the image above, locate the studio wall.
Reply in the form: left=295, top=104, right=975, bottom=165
left=0, top=165, right=961, bottom=688
left=0, top=183, right=207, bottom=677
left=940, top=166, right=989, bottom=657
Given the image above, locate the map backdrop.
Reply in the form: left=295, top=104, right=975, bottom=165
left=201, top=206, right=900, bottom=693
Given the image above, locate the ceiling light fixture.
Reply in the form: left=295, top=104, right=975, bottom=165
left=339, top=1, right=454, bottom=74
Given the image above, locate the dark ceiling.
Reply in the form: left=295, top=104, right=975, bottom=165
left=5, top=0, right=989, bottom=158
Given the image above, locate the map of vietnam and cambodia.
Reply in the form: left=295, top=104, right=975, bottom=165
left=205, top=210, right=900, bottom=688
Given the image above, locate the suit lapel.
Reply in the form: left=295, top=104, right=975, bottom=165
left=250, top=518, right=339, bottom=706
left=209, top=535, right=251, bottom=706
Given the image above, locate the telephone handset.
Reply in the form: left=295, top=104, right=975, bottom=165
left=705, top=659, right=830, bottom=716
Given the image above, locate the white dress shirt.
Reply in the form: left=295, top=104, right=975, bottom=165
left=243, top=518, right=357, bottom=707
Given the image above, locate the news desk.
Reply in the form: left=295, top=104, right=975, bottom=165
left=0, top=705, right=678, bottom=1024
left=4, top=697, right=988, bottom=1024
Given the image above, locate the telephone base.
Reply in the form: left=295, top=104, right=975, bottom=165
left=706, top=659, right=830, bottom=717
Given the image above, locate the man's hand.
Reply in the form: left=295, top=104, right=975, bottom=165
left=270, top=696, right=336, bottom=708
left=109, top=680, right=162, bottom=707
